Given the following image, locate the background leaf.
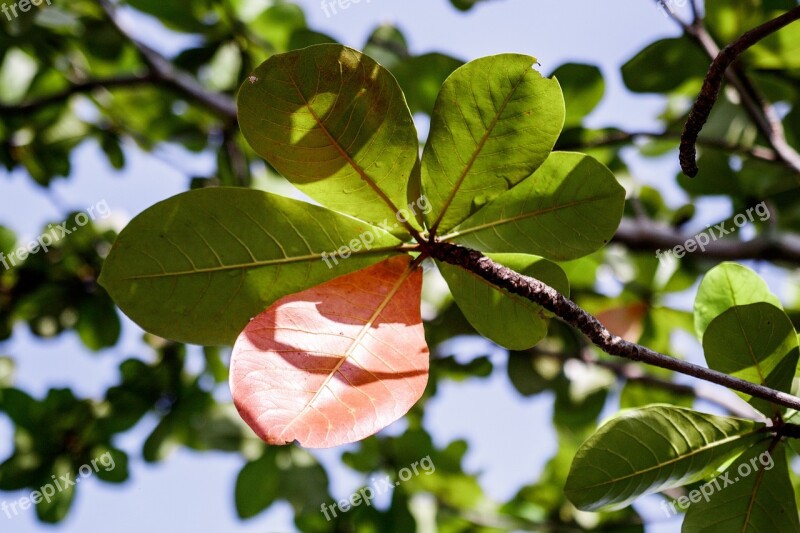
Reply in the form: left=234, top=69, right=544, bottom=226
left=551, top=63, right=605, bottom=127
left=621, top=37, right=708, bottom=94
left=100, top=188, right=403, bottom=346
left=443, top=151, right=625, bottom=261
left=392, top=53, right=464, bottom=116
left=230, top=255, right=428, bottom=448
left=421, top=53, right=565, bottom=233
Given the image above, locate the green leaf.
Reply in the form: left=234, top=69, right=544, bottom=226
left=0, top=388, right=39, bottom=432
left=506, top=350, right=561, bottom=397
left=235, top=449, right=280, bottom=519
left=237, top=44, right=420, bottom=235
left=619, top=380, right=693, bottom=409
left=363, top=24, right=408, bottom=69
left=621, top=38, right=709, bottom=94
left=564, top=405, right=765, bottom=511
left=703, top=303, right=799, bottom=416
left=125, top=0, right=212, bottom=33
left=91, top=447, right=129, bottom=484
left=551, top=63, right=604, bottom=127
left=683, top=441, right=800, bottom=532
left=250, top=4, right=306, bottom=52
left=99, top=188, right=403, bottom=345
left=442, top=152, right=625, bottom=261
left=421, top=53, right=565, bottom=234
left=694, top=262, right=781, bottom=339
left=746, top=23, right=800, bottom=69
left=450, top=0, right=480, bottom=10
left=0, top=225, right=15, bottom=255
left=76, top=296, right=121, bottom=351
left=436, top=253, right=568, bottom=349
left=36, top=457, right=75, bottom=523
left=392, top=53, right=464, bottom=115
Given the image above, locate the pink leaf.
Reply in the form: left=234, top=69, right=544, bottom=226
left=230, top=255, right=429, bottom=448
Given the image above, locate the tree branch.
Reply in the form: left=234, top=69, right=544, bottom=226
left=97, top=0, right=237, bottom=121
left=688, top=0, right=701, bottom=24
left=526, top=345, right=758, bottom=419
left=613, top=217, right=800, bottom=264
left=2, top=3, right=238, bottom=120
left=425, top=240, right=800, bottom=412
left=558, top=129, right=781, bottom=166
left=0, top=74, right=156, bottom=115
left=678, top=6, right=800, bottom=176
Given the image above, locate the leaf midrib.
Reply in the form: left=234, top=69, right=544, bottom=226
left=430, top=65, right=529, bottom=233
left=111, top=246, right=406, bottom=281
left=575, top=427, right=761, bottom=491
left=441, top=195, right=614, bottom=241
left=277, top=261, right=416, bottom=441
left=283, top=58, right=408, bottom=227
left=741, top=449, right=771, bottom=532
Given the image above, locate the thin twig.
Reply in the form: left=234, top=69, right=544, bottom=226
left=679, top=6, right=800, bottom=176
left=613, top=218, right=800, bottom=264
left=688, top=0, right=701, bottom=25
left=590, top=357, right=758, bottom=419
left=526, top=345, right=757, bottom=418
left=557, top=129, right=780, bottom=166
left=0, top=75, right=156, bottom=115
left=425, top=241, right=800, bottom=412
left=97, top=0, right=237, bottom=121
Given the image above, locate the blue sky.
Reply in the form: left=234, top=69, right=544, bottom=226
left=0, top=1, right=715, bottom=531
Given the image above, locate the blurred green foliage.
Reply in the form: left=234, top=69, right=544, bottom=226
left=2, top=0, right=800, bottom=530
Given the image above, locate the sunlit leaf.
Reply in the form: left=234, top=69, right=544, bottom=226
left=237, top=44, right=420, bottom=235
left=230, top=255, right=428, bottom=448
left=596, top=301, right=647, bottom=343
